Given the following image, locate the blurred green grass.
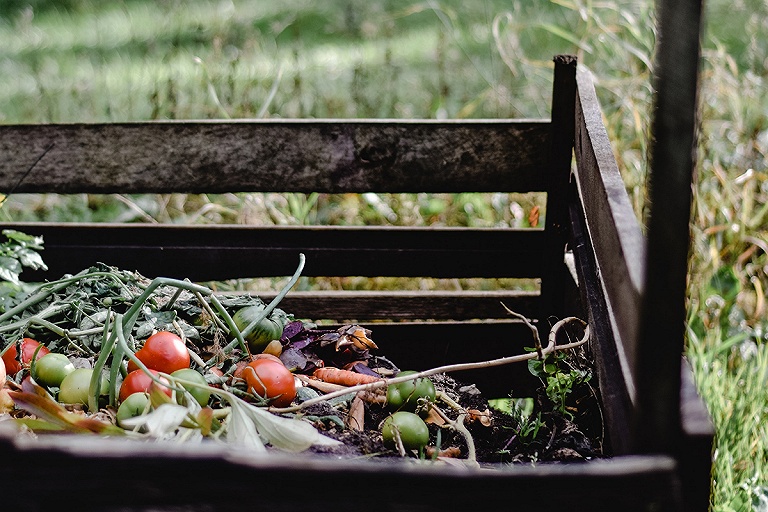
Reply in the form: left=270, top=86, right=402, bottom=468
left=1, top=1, right=767, bottom=509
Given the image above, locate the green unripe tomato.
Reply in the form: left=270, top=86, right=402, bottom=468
left=171, top=368, right=211, bottom=407
left=116, top=392, right=151, bottom=428
left=33, top=353, right=75, bottom=387
left=381, top=411, right=430, bottom=451
left=386, top=371, right=436, bottom=416
left=58, top=368, right=108, bottom=408
left=232, top=305, right=285, bottom=353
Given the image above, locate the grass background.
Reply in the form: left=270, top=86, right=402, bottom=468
left=0, top=1, right=766, bottom=509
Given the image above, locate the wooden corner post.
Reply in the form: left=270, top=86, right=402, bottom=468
left=542, top=55, right=578, bottom=324
left=634, top=0, right=703, bottom=455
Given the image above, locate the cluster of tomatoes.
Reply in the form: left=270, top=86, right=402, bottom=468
left=1, top=302, right=440, bottom=455
left=1, top=325, right=298, bottom=429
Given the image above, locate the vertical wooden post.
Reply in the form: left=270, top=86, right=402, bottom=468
left=634, top=0, right=703, bottom=460
left=541, top=55, right=577, bottom=324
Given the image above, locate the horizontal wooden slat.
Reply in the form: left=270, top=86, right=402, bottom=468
left=0, top=119, right=551, bottom=194
left=2, top=222, right=545, bottom=282
left=573, top=68, right=645, bottom=394
left=258, top=290, right=539, bottom=321
left=0, top=433, right=681, bottom=511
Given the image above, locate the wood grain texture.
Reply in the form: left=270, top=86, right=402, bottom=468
left=573, top=68, right=645, bottom=388
left=1, top=222, right=545, bottom=281
left=0, top=119, right=551, bottom=194
left=568, top=197, right=635, bottom=455
left=257, top=289, right=540, bottom=321
left=0, top=432, right=681, bottom=512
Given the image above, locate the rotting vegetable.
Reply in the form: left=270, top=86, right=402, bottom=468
left=32, top=353, right=75, bottom=387
left=127, top=331, right=190, bottom=374
left=243, top=359, right=297, bottom=408
left=2, top=338, right=50, bottom=376
left=232, top=304, right=287, bottom=353
left=382, top=411, right=430, bottom=452
left=0, top=253, right=599, bottom=464
left=119, top=369, right=172, bottom=402
left=386, top=370, right=436, bottom=416
left=170, top=368, right=211, bottom=407
left=59, top=368, right=108, bottom=408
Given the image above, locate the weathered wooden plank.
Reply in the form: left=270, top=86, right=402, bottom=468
left=257, top=290, right=540, bottom=321
left=0, top=432, right=681, bottom=512
left=573, top=68, right=645, bottom=391
left=2, top=222, right=545, bottom=281
left=569, top=197, right=635, bottom=454
left=0, top=120, right=551, bottom=194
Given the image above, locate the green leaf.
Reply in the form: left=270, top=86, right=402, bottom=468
left=0, top=257, right=22, bottom=285
left=16, top=248, right=47, bottom=271
left=225, top=395, right=340, bottom=452
left=2, top=230, right=44, bottom=249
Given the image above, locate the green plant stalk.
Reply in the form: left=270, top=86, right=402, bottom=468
left=19, top=316, right=94, bottom=355
left=0, top=269, right=136, bottom=326
left=88, top=327, right=117, bottom=412
left=120, top=276, right=250, bottom=354
left=222, top=253, right=306, bottom=353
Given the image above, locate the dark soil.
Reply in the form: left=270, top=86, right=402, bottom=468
left=305, top=371, right=605, bottom=466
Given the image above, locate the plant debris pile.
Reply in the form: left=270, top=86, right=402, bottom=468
left=0, top=262, right=603, bottom=466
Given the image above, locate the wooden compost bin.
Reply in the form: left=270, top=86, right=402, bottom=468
left=0, top=56, right=713, bottom=511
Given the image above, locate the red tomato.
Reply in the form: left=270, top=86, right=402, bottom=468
left=1, top=338, right=51, bottom=376
left=127, top=331, right=190, bottom=375
left=243, top=359, right=296, bottom=408
left=119, top=369, right=172, bottom=402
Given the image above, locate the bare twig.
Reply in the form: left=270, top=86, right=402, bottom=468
left=501, top=302, right=543, bottom=358
left=270, top=316, right=589, bottom=414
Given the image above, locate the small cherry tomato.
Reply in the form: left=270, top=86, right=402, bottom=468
left=170, top=368, right=211, bottom=407
left=243, top=359, right=296, bottom=408
left=116, top=392, right=151, bottom=428
left=59, top=368, right=108, bottom=408
left=33, top=353, right=75, bottom=387
left=2, top=338, right=51, bottom=376
left=381, top=411, right=430, bottom=451
left=119, top=369, right=172, bottom=402
left=386, top=371, right=436, bottom=417
left=127, top=331, right=190, bottom=374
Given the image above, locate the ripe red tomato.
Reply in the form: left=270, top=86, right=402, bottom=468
left=2, top=338, right=51, bottom=376
left=127, top=331, right=190, bottom=375
left=243, top=359, right=296, bottom=408
left=119, top=369, right=172, bottom=402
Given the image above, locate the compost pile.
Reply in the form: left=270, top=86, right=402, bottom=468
left=0, top=263, right=603, bottom=466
